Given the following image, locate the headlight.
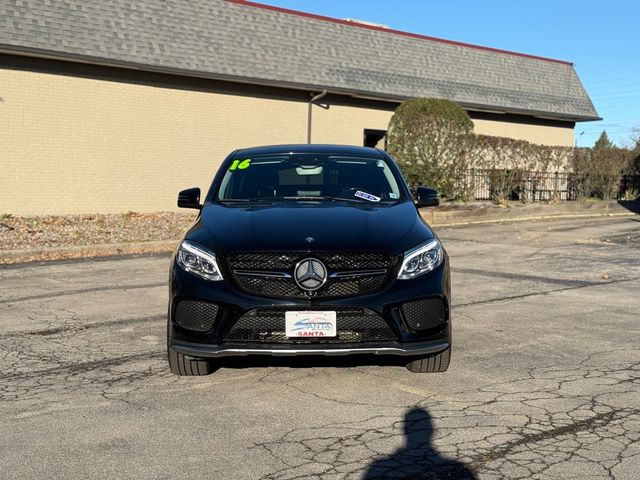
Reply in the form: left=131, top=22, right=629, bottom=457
left=397, top=239, right=443, bottom=280
left=176, top=241, right=223, bottom=281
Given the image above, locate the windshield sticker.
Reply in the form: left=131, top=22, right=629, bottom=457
left=229, top=159, right=252, bottom=171
left=355, top=190, right=381, bottom=202
left=389, top=192, right=399, bottom=199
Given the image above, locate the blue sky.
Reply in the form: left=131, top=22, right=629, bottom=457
left=259, top=0, right=640, bottom=148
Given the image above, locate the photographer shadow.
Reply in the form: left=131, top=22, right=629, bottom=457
left=362, top=407, right=476, bottom=480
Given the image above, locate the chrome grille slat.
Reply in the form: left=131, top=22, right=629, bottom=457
left=234, top=270, right=292, bottom=278
left=329, top=269, right=387, bottom=278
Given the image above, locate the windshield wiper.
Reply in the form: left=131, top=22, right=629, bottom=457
left=281, top=196, right=334, bottom=201
left=220, top=197, right=333, bottom=203
left=220, top=196, right=389, bottom=204
left=330, top=196, right=368, bottom=203
left=281, top=196, right=389, bottom=204
left=218, top=198, right=270, bottom=203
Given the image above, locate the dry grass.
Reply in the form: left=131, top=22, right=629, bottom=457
left=0, top=212, right=196, bottom=264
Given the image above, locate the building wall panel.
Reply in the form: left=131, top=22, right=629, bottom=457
left=473, top=118, right=574, bottom=147
left=1, top=66, right=576, bottom=215
left=1, top=68, right=306, bottom=214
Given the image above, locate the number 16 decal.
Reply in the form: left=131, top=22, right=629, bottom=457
left=229, top=159, right=252, bottom=171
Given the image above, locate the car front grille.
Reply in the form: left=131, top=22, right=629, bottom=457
left=401, top=298, right=447, bottom=332
left=224, top=307, right=397, bottom=344
left=227, top=251, right=392, bottom=298
left=228, top=252, right=390, bottom=270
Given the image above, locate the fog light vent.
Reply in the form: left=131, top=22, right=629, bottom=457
left=175, top=300, right=218, bottom=332
left=401, top=298, right=446, bottom=332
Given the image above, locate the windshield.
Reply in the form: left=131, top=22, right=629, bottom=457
left=216, top=154, right=403, bottom=204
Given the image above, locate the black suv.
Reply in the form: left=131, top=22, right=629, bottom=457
left=168, top=145, right=451, bottom=375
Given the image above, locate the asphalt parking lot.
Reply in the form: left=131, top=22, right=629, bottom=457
left=1, top=216, right=639, bottom=480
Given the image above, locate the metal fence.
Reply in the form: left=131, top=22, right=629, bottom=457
left=459, top=170, right=640, bottom=202
left=459, top=169, right=575, bottom=202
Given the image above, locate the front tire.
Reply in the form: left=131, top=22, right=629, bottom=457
left=405, top=346, right=451, bottom=373
left=168, top=347, right=217, bottom=376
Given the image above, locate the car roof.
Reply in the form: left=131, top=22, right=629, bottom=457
left=232, top=144, right=386, bottom=158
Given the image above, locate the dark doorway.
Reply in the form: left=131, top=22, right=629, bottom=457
left=364, top=129, right=387, bottom=149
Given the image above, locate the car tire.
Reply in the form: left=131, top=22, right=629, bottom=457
left=405, top=346, right=451, bottom=373
left=168, top=347, right=217, bottom=376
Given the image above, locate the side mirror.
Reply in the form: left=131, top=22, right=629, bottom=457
left=415, top=187, right=439, bottom=208
left=178, top=188, right=201, bottom=209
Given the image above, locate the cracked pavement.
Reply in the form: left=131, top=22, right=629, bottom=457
left=1, top=216, right=639, bottom=479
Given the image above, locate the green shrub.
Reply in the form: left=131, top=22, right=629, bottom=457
left=386, top=98, right=473, bottom=198
left=387, top=98, right=634, bottom=203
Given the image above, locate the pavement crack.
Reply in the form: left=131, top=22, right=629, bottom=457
left=0, top=351, right=163, bottom=382
left=0, top=314, right=163, bottom=339
left=467, top=409, right=635, bottom=468
left=0, top=282, right=166, bottom=305
left=252, top=349, right=640, bottom=480
left=453, top=276, right=639, bottom=308
left=452, top=267, right=598, bottom=287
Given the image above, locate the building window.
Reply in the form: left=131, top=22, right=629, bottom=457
left=364, top=129, right=387, bottom=149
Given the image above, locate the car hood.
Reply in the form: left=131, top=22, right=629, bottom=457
left=187, top=201, right=433, bottom=256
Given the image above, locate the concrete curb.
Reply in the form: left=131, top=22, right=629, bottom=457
left=423, top=200, right=639, bottom=226
left=429, top=211, right=636, bottom=227
left=0, top=240, right=177, bottom=265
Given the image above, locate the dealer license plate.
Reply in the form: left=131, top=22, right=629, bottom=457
left=285, top=311, right=337, bottom=338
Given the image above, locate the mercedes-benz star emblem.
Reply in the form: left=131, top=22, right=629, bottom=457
left=294, top=258, right=327, bottom=292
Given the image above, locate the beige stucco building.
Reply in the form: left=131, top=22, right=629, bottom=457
left=0, top=0, right=598, bottom=215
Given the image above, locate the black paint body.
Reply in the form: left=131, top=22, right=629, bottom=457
left=168, top=145, right=451, bottom=359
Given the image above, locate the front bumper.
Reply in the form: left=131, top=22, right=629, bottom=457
left=171, top=339, right=450, bottom=358
left=168, top=253, right=451, bottom=358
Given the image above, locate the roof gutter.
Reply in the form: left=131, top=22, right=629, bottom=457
left=307, top=89, right=328, bottom=144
